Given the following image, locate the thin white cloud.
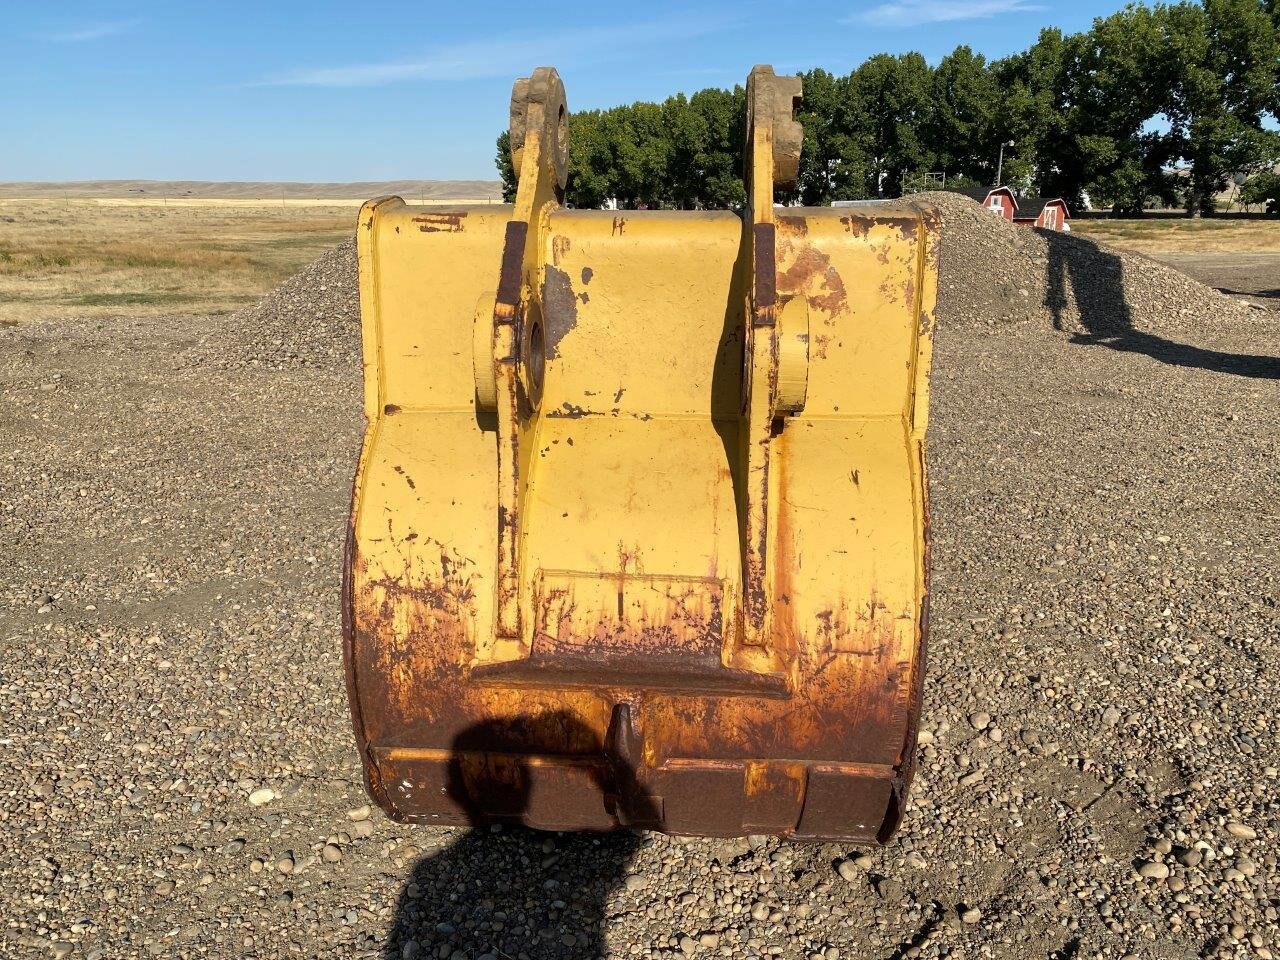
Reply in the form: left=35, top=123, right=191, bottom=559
left=856, top=0, right=1045, bottom=27
left=46, top=20, right=138, bottom=43
left=258, top=17, right=730, bottom=87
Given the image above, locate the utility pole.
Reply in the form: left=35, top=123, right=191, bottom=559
left=996, top=140, right=1014, bottom=187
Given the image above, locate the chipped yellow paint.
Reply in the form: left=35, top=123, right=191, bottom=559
left=343, top=65, right=939, bottom=841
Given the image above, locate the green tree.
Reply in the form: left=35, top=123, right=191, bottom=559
left=564, top=110, right=616, bottom=209
left=1239, top=169, right=1280, bottom=208
left=847, top=53, right=935, bottom=196
left=1082, top=5, right=1177, bottom=210
left=494, top=0, right=1280, bottom=215
left=595, top=103, right=671, bottom=208
left=1023, top=10, right=1169, bottom=208
left=496, top=130, right=517, bottom=202
left=661, top=93, right=706, bottom=209
left=995, top=7, right=1177, bottom=211
left=687, top=86, right=747, bottom=208
left=1166, top=0, right=1280, bottom=214
left=1087, top=132, right=1183, bottom=213
left=928, top=47, right=1000, bottom=185
left=795, top=69, right=869, bottom=204
left=996, top=27, right=1076, bottom=191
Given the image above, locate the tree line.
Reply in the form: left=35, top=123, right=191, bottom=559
left=497, top=0, right=1280, bottom=214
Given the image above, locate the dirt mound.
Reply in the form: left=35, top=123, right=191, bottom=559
left=915, top=190, right=1261, bottom=334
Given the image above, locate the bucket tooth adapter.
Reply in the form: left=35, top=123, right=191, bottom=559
left=344, top=65, right=938, bottom=842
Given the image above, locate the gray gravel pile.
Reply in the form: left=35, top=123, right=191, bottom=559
left=915, top=191, right=1266, bottom=334
left=1, top=236, right=1277, bottom=959
left=199, top=238, right=359, bottom=370
left=206, top=195, right=1266, bottom=376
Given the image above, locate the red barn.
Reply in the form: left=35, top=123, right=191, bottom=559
left=952, top=186, right=1018, bottom=221
left=1013, top=198, right=1070, bottom=232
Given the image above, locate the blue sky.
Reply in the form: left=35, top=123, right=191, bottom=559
left=3, top=1, right=1137, bottom=182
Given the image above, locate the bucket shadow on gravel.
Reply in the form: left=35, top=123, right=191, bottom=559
left=381, top=716, right=647, bottom=960
left=1044, top=233, right=1280, bottom=380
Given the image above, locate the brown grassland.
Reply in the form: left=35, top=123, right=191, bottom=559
left=1071, top=215, right=1280, bottom=252
left=0, top=199, right=358, bottom=325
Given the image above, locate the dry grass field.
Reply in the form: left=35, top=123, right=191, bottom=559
left=1072, top=215, right=1280, bottom=252
left=0, top=200, right=358, bottom=325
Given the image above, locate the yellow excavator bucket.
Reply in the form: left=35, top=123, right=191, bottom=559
left=343, top=65, right=938, bottom=841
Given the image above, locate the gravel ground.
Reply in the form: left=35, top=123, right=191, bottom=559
left=1144, top=252, right=1280, bottom=309
left=2, top=199, right=1278, bottom=960
left=915, top=192, right=1272, bottom=337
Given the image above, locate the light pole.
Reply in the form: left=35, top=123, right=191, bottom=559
left=996, top=140, right=1014, bottom=187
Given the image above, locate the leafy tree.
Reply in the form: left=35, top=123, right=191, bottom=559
left=847, top=53, right=935, bottom=196
left=1014, top=8, right=1172, bottom=208
left=687, top=86, right=747, bottom=208
left=929, top=47, right=1000, bottom=184
left=1088, top=132, right=1183, bottom=213
left=496, top=130, right=516, bottom=202
left=606, top=103, right=671, bottom=208
left=494, top=0, right=1280, bottom=215
left=1081, top=5, right=1179, bottom=209
left=661, top=93, right=706, bottom=209
left=795, top=69, right=868, bottom=204
left=994, top=28, right=1075, bottom=197
left=564, top=110, right=615, bottom=209
left=1165, top=0, right=1280, bottom=214
left=1239, top=169, right=1280, bottom=208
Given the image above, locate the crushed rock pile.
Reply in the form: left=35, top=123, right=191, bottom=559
left=915, top=190, right=1263, bottom=334
left=216, top=196, right=1264, bottom=370
left=201, top=238, right=359, bottom=371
